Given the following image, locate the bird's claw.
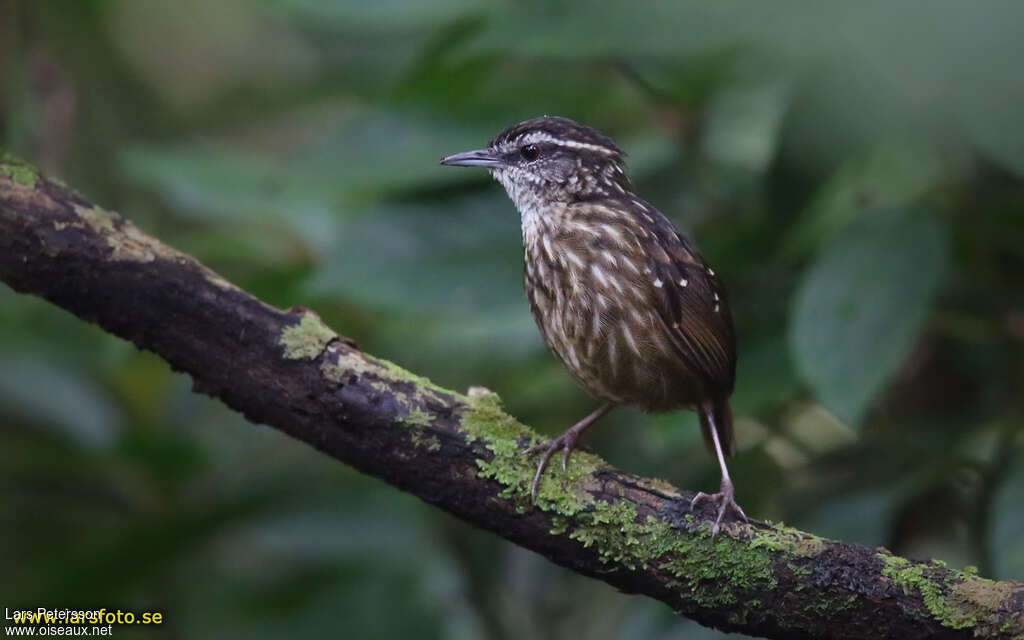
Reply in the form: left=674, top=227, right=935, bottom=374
left=524, top=432, right=580, bottom=502
left=690, top=481, right=748, bottom=537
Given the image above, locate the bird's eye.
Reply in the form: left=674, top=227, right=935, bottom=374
left=520, top=144, right=540, bottom=161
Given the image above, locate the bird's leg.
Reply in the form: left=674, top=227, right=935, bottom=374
left=690, top=420, right=748, bottom=536
left=524, top=403, right=613, bottom=501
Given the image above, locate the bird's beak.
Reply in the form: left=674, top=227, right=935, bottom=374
left=440, top=148, right=505, bottom=168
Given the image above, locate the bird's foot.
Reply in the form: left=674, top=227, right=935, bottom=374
left=524, top=431, right=582, bottom=502
left=690, top=479, right=748, bottom=537
left=521, top=404, right=612, bottom=503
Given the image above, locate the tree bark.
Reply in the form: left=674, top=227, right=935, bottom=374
left=2, top=154, right=1022, bottom=640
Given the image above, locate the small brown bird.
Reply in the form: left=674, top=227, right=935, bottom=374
left=441, top=116, right=745, bottom=532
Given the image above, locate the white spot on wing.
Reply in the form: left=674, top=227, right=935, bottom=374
left=679, top=278, right=688, bottom=287
left=653, top=278, right=663, bottom=288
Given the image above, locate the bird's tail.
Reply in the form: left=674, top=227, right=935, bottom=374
left=698, top=397, right=736, bottom=458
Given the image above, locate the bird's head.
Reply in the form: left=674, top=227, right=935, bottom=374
left=441, top=116, right=630, bottom=211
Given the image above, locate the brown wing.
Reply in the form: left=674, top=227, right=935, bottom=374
left=637, top=207, right=737, bottom=456
left=642, top=228, right=736, bottom=395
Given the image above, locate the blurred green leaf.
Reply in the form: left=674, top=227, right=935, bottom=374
left=0, top=356, right=120, bottom=449
left=294, top=111, right=499, bottom=200
left=731, top=339, right=800, bottom=415
left=789, top=210, right=949, bottom=425
left=117, top=112, right=499, bottom=253
left=702, top=80, right=789, bottom=173
left=968, top=107, right=1024, bottom=178
left=269, top=0, right=489, bottom=30
left=783, top=143, right=948, bottom=258
left=306, top=194, right=522, bottom=312
left=797, top=489, right=898, bottom=547
left=468, top=1, right=797, bottom=59
left=180, top=488, right=450, bottom=640
left=991, top=449, right=1024, bottom=581
left=118, top=145, right=342, bottom=254
left=106, top=0, right=316, bottom=111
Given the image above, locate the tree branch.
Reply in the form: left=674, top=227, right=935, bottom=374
left=2, top=153, right=1022, bottom=640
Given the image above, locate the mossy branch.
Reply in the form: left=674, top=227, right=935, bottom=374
left=2, top=154, right=1022, bottom=640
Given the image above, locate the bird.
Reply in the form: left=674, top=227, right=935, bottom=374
left=440, top=116, right=746, bottom=533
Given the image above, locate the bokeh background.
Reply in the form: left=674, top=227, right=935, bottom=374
left=2, top=1, right=1023, bottom=638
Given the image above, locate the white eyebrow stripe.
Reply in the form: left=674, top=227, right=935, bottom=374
left=518, top=131, right=619, bottom=155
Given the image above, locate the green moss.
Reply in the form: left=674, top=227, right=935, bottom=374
left=951, top=577, right=1018, bottom=624
left=67, top=202, right=164, bottom=262
left=76, top=203, right=117, bottom=234
left=322, top=350, right=369, bottom=381
left=374, top=354, right=457, bottom=402
left=287, top=341, right=1020, bottom=628
left=658, top=528, right=776, bottom=608
left=410, top=430, right=441, bottom=453
left=800, top=591, right=858, bottom=618
left=307, top=345, right=1020, bottom=628
left=0, top=153, right=39, bottom=188
left=461, top=391, right=776, bottom=613
left=795, top=538, right=827, bottom=557
left=464, top=393, right=559, bottom=497
left=462, top=391, right=598, bottom=510
left=279, top=313, right=337, bottom=360
left=744, top=521, right=828, bottom=560
left=322, top=349, right=458, bottom=408
left=403, top=408, right=435, bottom=428
left=461, top=391, right=538, bottom=445
left=403, top=407, right=440, bottom=451
left=878, top=553, right=1012, bottom=631
left=1001, top=611, right=1020, bottom=634
left=787, top=561, right=813, bottom=592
